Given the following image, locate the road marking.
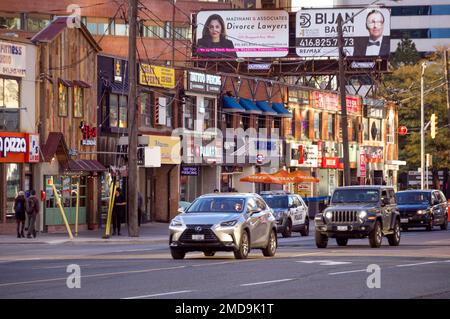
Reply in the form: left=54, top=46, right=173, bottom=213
left=123, top=290, right=193, bottom=299
left=329, top=269, right=368, bottom=276
left=31, top=264, right=91, bottom=270
left=297, top=260, right=352, bottom=266
left=240, top=278, right=294, bottom=287
left=0, top=265, right=186, bottom=287
left=396, top=261, right=439, bottom=268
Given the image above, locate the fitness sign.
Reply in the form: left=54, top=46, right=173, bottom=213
left=0, top=132, right=40, bottom=163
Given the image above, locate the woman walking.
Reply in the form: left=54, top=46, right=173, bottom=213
left=14, top=191, right=26, bottom=238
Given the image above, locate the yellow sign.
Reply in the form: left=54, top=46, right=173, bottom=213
left=148, top=135, right=181, bottom=164
left=139, top=64, right=175, bottom=88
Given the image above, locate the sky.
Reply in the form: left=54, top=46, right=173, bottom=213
left=292, top=0, right=334, bottom=9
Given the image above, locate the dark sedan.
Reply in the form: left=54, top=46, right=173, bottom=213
left=396, top=190, right=448, bottom=231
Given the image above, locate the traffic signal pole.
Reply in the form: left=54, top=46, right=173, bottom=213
left=421, top=62, right=426, bottom=189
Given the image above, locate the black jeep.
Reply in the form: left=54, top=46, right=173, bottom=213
left=314, top=186, right=401, bottom=248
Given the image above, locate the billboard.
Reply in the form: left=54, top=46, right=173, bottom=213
left=139, top=64, right=175, bottom=89
left=195, top=10, right=289, bottom=59
left=296, top=8, right=390, bottom=58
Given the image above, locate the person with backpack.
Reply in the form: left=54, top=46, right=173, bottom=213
left=14, top=191, right=26, bottom=238
left=26, top=190, right=40, bottom=238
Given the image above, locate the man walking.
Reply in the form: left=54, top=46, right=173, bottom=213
left=26, top=190, right=40, bottom=238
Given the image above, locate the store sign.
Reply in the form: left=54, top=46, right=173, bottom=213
left=0, top=41, right=26, bottom=77
left=188, top=71, right=221, bottom=94
left=79, top=121, right=97, bottom=146
left=148, top=135, right=181, bottom=164
left=181, top=166, right=199, bottom=176
left=364, top=146, right=383, bottom=163
left=195, top=10, right=289, bottom=58
left=364, top=99, right=385, bottom=119
left=321, top=157, right=338, bottom=169
left=248, top=63, right=272, bottom=71
left=296, top=8, right=391, bottom=57
left=139, top=64, right=175, bottom=89
left=0, top=132, right=39, bottom=163
left=346, top=96, right=361, bottom=114
left=288, top=89, right=310, bottom=105
left=289, top=143, right=318, bottom=167
left=357, top=148, right=367, bottom=177
left=114, top=59, right=122, bottom=82
left=311, top=91, right=339, bottom=111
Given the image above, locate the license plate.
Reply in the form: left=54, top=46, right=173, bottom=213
left=192, top=234, right=204, bottom=240
left=400, top=218, right=409, bottom=223
left=337, top=226, right=348, bottom=231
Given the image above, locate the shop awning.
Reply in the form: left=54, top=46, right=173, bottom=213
left=41, top=132, right=70, bottom=164
left=239, top=98, right=262, bottom=114
left=240, top=169, right=319, bottom=184
left=65, top=159, right=107, bottom=172
left=256, top=101, right=278, bottom=115
left=272, top=102, right=292, bottom=118
left=222, top=96, right=245, bottom=113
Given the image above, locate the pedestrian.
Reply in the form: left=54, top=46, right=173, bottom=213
left=112, top=188, right=126, bottom=236
left=138, top=192, right=143, bottom=227
left=26, top=190, right=40, bottom=238
left=14, top=191, right=26, bottom=238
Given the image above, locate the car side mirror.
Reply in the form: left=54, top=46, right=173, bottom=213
left=177, top=207, right=185, bottom=214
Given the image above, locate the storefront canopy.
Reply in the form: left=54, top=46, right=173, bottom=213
left=256, top=101, right=278, bottom=115
left=272, top=102, right=292, bottom=118
left=240, top=169, right=318, bottom=184
left=65, top=159, right=107, bottom=172
left=239, top=98, right=262, bottom=114
left=222, top=96, right=245, bottom=113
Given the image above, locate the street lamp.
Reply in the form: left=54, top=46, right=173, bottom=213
left=421, top=62, right=426, bottom=189
left=337, top=0, right=401, bottom=186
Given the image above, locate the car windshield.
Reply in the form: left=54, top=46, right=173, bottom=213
left=331, top=189, right=380, bottom=203
left=396, top=192, right=430, bottom=205
left=262, top=196, right=288, bottom=209
left=186, top=197, right=246, bottom=213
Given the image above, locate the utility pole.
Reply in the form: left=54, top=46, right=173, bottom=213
left=445, top=50, right=450, bottom=139
left=337, top=15, right=351, bottom=186
left=172, top=0, right=176, bottom=66
left=421, top=62, right=427, bottom=190
left=127, top=0, right=138, bottom=236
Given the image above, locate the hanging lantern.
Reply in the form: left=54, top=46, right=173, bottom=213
left=398, top=126, right=407, bottom=136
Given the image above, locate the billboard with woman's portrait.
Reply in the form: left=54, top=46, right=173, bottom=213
left=195, top=10, right=289, bottom=59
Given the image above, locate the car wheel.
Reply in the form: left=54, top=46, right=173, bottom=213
left=204, top=251, right=215, bottom=257
left=369, top=221, right=382, bottom=248
left=336, top=238, right=348, bottom=246
left=282, top=219, right=292, bottom=238
left=426, top=217, right=434, bottom=231
left=441, top=215, right=448, bottom=230
left=387, top=219, right=401, bottom=246
left=315, top=231, right=328, bottom=248
left=300, top=218, right=309, bottom=236
left=170, top=249, right=186, bottom=260
left=234, top=230, right=250, bottom=259
left=262, top=229, right=277, bottom=257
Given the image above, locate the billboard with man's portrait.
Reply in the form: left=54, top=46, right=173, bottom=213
left=295, top=8, right=391, bottom=58
left=195, top=10, right=289, bottom=59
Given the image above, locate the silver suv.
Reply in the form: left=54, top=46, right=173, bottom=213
left=169, top=193, right=277, bottom=260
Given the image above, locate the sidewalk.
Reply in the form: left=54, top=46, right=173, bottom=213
left=0, top=222, right=169, bottom=245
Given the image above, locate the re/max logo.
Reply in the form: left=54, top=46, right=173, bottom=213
left=0, top=136, right=27, bottom=157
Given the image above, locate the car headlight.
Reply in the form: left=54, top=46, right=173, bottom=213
left=220, top=220, right=238, bottom=227
left=170, top=219, right=183, bottom=227
left=358, top=211, right=368, bottom=219
left=417, top=210, right=427, bottom=215
left=325, top=211, right=333, bottom=220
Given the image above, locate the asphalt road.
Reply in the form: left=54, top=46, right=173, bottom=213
left=1, top=226, right=450, bottom=299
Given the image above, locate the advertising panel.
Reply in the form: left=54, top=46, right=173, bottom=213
left=195, top=10, right=289, bottom=58
left=0, top=132, right=39, bottom=163
left=296, top=8, right=390, bottom=57
left=139, top=64, right=175, bottom=89
left=0, top=41, right=26, bottom=77
left=147, top=135, right=181, bottom=164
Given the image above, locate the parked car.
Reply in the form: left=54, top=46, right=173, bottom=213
left=396, top=190, right=448, bottom=231
left=260, top=191, right=309, bottom=237
left=314, top=186, right=401, bottom=248
left=169, top=193, right=277, bottom=260
left=178, top=201, right=191, bottom=213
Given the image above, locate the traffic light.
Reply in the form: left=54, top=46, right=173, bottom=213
left=430, top=113, right=437, bottom=139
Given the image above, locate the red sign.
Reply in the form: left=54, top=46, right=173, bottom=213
left=322, top=157, right=339, bottom=169
left=298, top=145, right=304, bottom=164
left=398, top=126, right=407, bottom=136
left=345, top=96, right=361, bottom=114
left=312, top=91, right=339, bottom=111
left=0, top=132, right=40, bottom=163
left=364, top=146, right=383, bottom=163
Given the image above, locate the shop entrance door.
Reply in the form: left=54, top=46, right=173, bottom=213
left=145, top=169, right=155, bottom=222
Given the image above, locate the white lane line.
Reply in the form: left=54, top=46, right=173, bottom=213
left=123, top=290, right=193, bottom=299
left=240, top=278, right=294, bottom=287
left=31, top=264, right=91, bottom=270
left=297, top=260, right=352, bottom=266
left=329, top=269, right=368, bottom=276
left=396, top=261, right=439, bottom=268
left=0, top=265, right=186, bottom=287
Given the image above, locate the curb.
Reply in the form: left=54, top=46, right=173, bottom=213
left=0, top=238, right=168, bottom=245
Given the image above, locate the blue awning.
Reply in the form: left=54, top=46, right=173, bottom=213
left=239, top=98, right=262, bottom=114
left=256, top=101, right=277, bottom=115
left=272, top=102, right=292, bottom=118
left=222, top=96, right=245, bottom=113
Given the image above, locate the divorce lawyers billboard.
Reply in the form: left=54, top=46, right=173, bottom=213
left=195, top=10, right=289, bottom=59
left=296, top=8, right=391, bottom=58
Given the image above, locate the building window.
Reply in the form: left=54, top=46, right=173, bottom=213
left=109, top=94, right=118, bottom=127
left=0, top=12, right=21, bottom=29
left=58, top=82, right=69, bottom=117
left=184, top=96, right=195, bottom=130
left=257, top=115, right=265, bottom=130
left=113, top=19, right=128, bottom=36
left=370, top=119, right=382, bottom=141
left=86, top=17, right=110, bottom=35
left=301, top=109, right=309, bottom=139
left=0, top=78, right=19, bottom=108
left=314, top=112, right=321, bottom=140
left=203, top=98, right=215, bottom=130
left=328, top=113, right=335, bottom=141
left=73, top=86, right=83, bottom=118
left=26, top=13, right=51, bottom=32
left=140, top=92, right=153, bottom=127
left=142, top=21, right=165, bottom=38
left=273, top=117, right=281, bottom=131
left=242, top=115, right=250, bottom=131
left=5, top=163, right=20, bottom=220
left=119, top=95, right=127, bottom=128
left=363, top=118, right=369, bottom=141
left=352, top=118, right=359, bottom=142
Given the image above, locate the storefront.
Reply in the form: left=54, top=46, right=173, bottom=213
left=286, top=141, right=318, bottom=198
